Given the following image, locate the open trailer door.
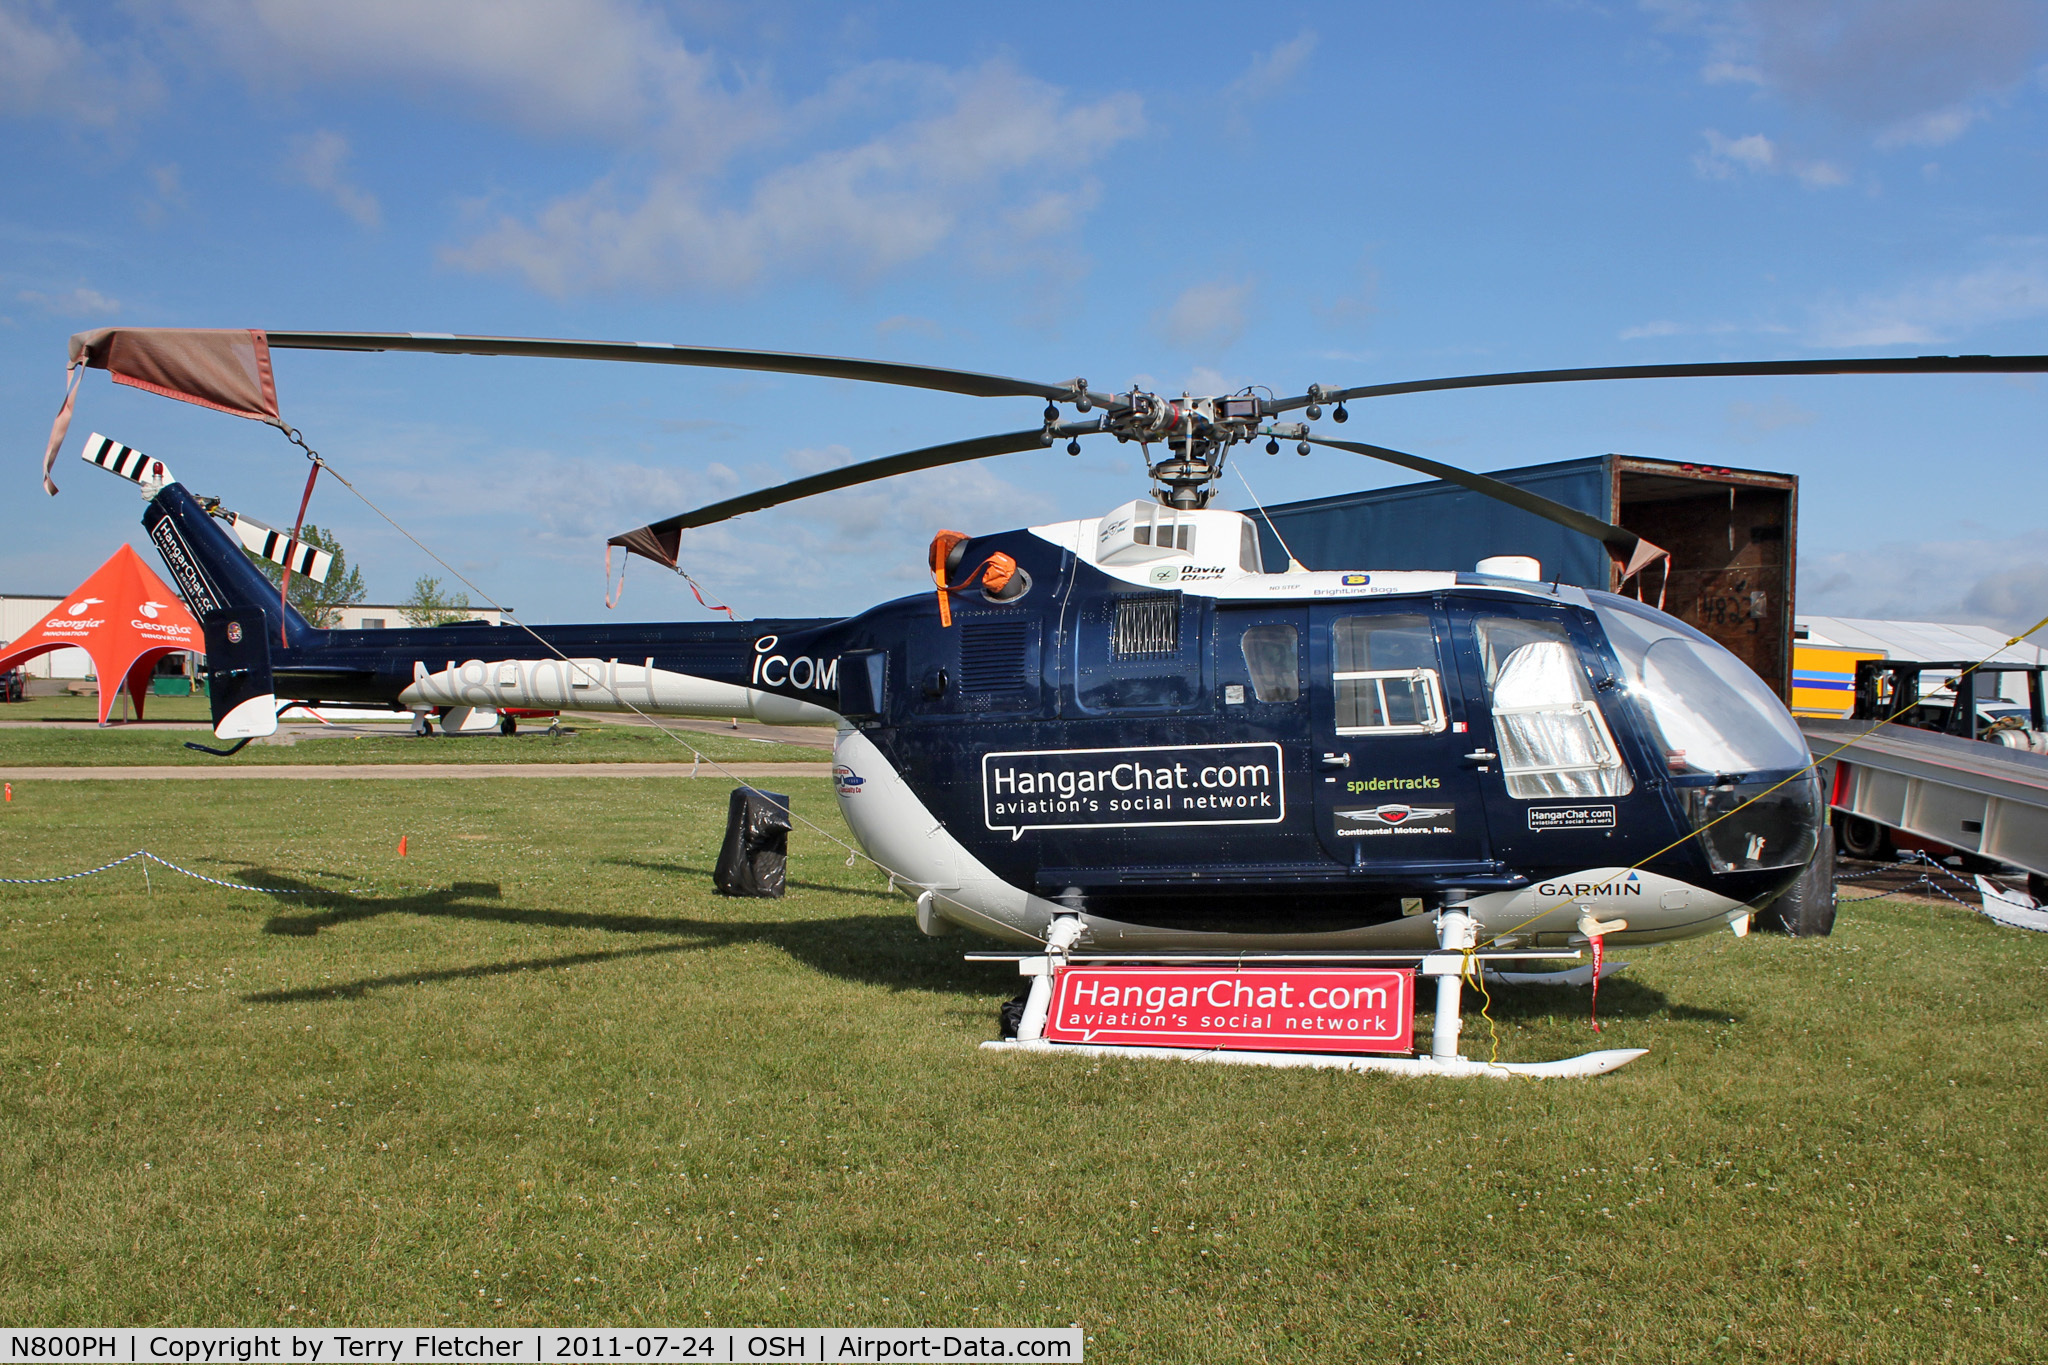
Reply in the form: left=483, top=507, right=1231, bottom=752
left=1611, top=457, right=1796, bottom=702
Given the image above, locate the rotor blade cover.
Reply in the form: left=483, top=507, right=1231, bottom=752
left=46, top=328, right=283, bottom=496
left=1307, top=436, right=1667, bottom=577
left=610, top=423, right=1100, bottom=569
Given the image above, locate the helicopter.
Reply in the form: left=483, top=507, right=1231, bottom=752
left=47, top=329, right=2048, bottom=969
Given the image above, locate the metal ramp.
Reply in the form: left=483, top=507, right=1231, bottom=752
left=1802, top=718, right=2048, bottom=879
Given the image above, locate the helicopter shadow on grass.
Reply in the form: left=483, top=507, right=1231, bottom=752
left=231, top=864, right=1001, bottom=1005
left=604, top=856, right=901, bottom=901
left=1471, top=973, right=1741, bottom=1026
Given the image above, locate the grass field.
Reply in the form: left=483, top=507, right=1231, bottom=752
left=2, top=695, right=218, bottom=722
left=3, top=777, right=2046, bottom=1362
left=0, top=719, right=824, bottom=766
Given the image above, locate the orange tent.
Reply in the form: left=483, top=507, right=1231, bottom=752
left=0, top=544, right=202, bottom=723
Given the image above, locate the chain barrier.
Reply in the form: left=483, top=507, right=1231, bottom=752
left=0, top=849, right=316, bottom=894
left=1836, top=850, right=2026, bottom=912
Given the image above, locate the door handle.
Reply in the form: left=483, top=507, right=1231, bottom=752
left=1463, top=748, right=1497, bottom=763
left=1320, top=752, right=1352, bottom=769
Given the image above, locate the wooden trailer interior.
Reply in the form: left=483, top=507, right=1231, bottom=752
left=1612, top=457, right=1798, bottom=700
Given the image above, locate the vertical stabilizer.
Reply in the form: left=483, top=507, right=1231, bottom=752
left=141, top=482, right=319, bottom=650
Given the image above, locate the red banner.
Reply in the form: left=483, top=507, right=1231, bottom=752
left=1043, top=967, right=1415, bottom=1055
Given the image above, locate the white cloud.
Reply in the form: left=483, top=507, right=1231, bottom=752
left=1693, top=129, right=1847, bottom=188
left=1804, top=253, right=2048, bottom=348
left=1694, top=129, right=1776, bottom=177
left=288, top=130, right=380, bottom=228
left=1227, top=31, right=1317, bottom=105
left=174, top=0, right=724, bottom=140
left=1157, top=278, right=1254, bottom=352
left=157, top=3, right=1144, bottom=294
left=1617, top=317, right=1780, bottom=341
left=360, top=430, right=1053, bottom=613
left=17, top=286, right=120, bottom=316
left=0, top=3, right=157, bottom=126
left=1744, top=0, right=2042, bottom=128
left=1875, top=105, right=1984, bottom=148
left=1802, top=531, right=2048, bottom=635
left=1792, top=159, right=1849, bottom=187
left=445, top=60, right=1142, bottom=294
left=1655, top=0, right=2045, bottom=155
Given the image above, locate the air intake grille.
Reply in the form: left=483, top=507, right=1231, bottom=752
left=960, top=622, right=1029, bottom=693
left=1113, top=594, right=1180, bottom=657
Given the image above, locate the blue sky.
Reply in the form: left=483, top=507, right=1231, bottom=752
left=3, top=1, right=2046, bottom=631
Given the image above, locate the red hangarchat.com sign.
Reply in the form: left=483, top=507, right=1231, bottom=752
left=1043, top=967, right=1415, bottom=1054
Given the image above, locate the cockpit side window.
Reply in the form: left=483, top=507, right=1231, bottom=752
left=1588, top=590, right=1810, bottom=776
left=1474, top=616, right=1633, bottom=799
left=1239, top=624, right=1300, bottom=702
left=1332, top=614, right=1446, bottom=735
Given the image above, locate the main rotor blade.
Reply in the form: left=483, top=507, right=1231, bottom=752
left=1270, top=353, right=2048, bottom=413
left=265, top=330, right=1099, bottom=403
left=1303, top=435, right=1666, bottom=578
left=611, top=421, right=1104, bottom=568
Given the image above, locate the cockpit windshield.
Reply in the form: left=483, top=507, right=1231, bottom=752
left=1588, top=591, right=1809, bottom=777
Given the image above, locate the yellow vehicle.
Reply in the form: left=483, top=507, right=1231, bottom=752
left=1791, top=642, right=1883, bottom=719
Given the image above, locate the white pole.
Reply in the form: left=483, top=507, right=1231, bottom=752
left=1430, top=907, right=1478, bottom=1062
left=1016, top=915, right=1087, bottom=1042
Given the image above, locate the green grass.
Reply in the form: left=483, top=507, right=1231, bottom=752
left=3, top=779, right=2046, bottom=1361
left=1, top=694, right=216, bottom=722
left=0, top=720, right=824, bottom=766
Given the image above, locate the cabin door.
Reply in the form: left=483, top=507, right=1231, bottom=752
left=1443, top=601, right=1650, bottom=872
left=1308, top=600, right=1495, bottom=873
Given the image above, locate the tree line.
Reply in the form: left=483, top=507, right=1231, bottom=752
left=246, top=525, right=474, bottom=628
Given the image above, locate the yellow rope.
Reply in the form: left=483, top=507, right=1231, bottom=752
left=1461, top=948, right=1501, bottom=1066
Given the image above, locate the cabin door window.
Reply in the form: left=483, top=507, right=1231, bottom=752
left=1472, top=616, right=1632, bottom=799
left=1331, top=614, right=1447, bottom=735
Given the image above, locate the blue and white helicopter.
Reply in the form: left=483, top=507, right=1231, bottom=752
left=64, top=331, right=2048, bottom=969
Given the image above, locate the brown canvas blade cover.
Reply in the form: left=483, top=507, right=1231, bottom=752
left=45, top=328, right=283, bottom=495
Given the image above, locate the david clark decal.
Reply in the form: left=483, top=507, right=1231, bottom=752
left=982, top=742, right=1285, bottom=840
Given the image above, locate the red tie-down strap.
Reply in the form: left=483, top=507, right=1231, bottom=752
left=1588, top=934, right=1605, bottom=1032
left=927, top=532, right=1022, bottom=627
left=277, top=459, right=321, bottom=645
left=929, top=530, right=971, bottom=627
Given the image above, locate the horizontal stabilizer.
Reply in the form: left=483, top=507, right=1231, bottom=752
left=227, top=513, right=333, bottom=583
left=81, top=432, right=174, bottom=493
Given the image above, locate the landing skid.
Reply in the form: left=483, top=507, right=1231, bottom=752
left=975, top=911, right=1648, bottom=1079
left=980, top=1038, right=1647, bottom=1078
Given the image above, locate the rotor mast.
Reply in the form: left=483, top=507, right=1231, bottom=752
left=1070, top=389, right=1304, bottom=509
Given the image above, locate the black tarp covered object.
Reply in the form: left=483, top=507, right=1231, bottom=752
left=713, top=787, right=791, bottom=897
